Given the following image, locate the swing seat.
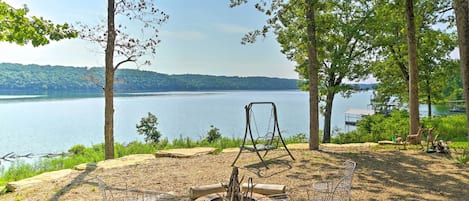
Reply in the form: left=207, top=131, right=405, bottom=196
left=243, top=144, right=277, bottom=152
left=231, top=102, right=295, bottom=169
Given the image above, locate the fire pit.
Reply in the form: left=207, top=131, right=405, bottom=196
left=189, top=167, right=287, bottom=201
left=195, top=192, right=273, bottom=201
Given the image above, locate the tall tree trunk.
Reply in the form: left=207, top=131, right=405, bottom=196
left=427, top=94, right=432, bottom=118
left=454, top=0, right=469, bottom=143
left=406, top=0, right=420, bottom=137
left=306, top=0, right=319, bottom=150
left=323, top=91, right=335, bottom=143
left=426, top=79, right=432, bottom=118
left=104, top=0, right=116, bottom=160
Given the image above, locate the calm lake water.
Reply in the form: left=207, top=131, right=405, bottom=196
left=0, top=90, right=376, bottom=157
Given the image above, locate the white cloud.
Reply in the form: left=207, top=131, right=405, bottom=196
left=216, top=23, right=251, bottom=34
left=160, top=30, right=206, bottom=41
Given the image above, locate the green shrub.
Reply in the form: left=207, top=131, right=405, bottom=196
left=1, top=161, right=36, bottom=183
left=454, top=148, right=469, bottom=164
left=68, top=144, right=86, bottom=155
left=422, top=114, right=467, bottom=141
left=285, top=133, right=308, bottom=143
left=332, top=130, right=365, bottom=144
left=334, top=109, right=467, bottom=144
left=217, top=137, right=242, bottom=149
left=136, top=112, right=162, bottom=143
left=171, top=135, right=197, bottom=148
left=449, top=141, right=468, bottom=149
left=205, top=125, right=221, bottom=143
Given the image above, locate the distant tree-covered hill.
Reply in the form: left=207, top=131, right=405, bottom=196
left=0, top=63, right=300, bottom=92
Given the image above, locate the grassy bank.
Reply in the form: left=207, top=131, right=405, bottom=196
left=1, top=134, right=467, bottom=188
left=0, top=134, right=308, bottom=186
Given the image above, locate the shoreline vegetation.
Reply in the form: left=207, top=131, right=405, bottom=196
left=0, top=135, right=304, bottom=187
left=0, top=63, right=299, bottom=93
left=1, top=110, right=468, bottom=190
left=0, top=133, right=467, bottom=190
left=0, top=63, right=375, bottom=94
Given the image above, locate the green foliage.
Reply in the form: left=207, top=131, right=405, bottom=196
left=449, top=141, right=469, bottom=150
left=115, top=141, right=157, bottom=158
left=370, top=0, right=457, bottom=108
left=275, top=0, right=375, bottom=141
left=0, top=142, right=155, bottom=186
left=0, top=133, right=322, bottom=186
left=171, top=136, right=197, bottom=149
left=216, top=137, right=243, bottom=149
left=0, top=2, right=77, bottom=46
left=422, top=114, right=467, bottom=141
left=205, top=125, right=221, bottom=143
left=136, top=112, right=162, bottom=143
left=0, top=161, right=36, bottom=184
left=454, top=148, right=469, bottom=164
left=334, top=110, right=467, bottom=144
left=352, top=110, right=410, bottom=142
left=284, top=133, right=308, bottom=144
left=68, top=144, right=86, bottom=155
left=0, top=63, right=299, bottom=92
left=332, top=130, right=366, bottom=144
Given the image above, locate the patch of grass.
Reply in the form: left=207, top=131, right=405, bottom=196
left=453, top=148, right=469, bottom=164
left=0, top=136, right=249, bottom=186
left=0, top=161, right=37, bottom=186
left=449, top=141, right=468, bottom=150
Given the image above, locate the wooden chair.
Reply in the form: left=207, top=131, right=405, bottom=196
left=425, top=128, right=435, bottom=152
left=405, top=127, right=424, bottom=148
left=307, top=160, right=356, bottom=201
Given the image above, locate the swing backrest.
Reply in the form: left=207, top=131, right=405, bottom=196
left=244, top=102, right=280, bottom=151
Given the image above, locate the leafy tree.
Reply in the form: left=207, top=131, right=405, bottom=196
left=277, top=0, right=374, bottom=142
left=78, top=0, right=168, bottom=159
left=230, top=0, right=320, bottom=150
left=205, top=125, right=221, bottom=143
left=370, top=0, right=456, bottom=116
left=136, top=112, right=162, bottom=143
left=306, top=0, right=320, bottom=150
left=454, top=0, right=469, bottom=143
left=406, top=0, right=420, bottom=139
left=0, top=1, right=76, bottom=46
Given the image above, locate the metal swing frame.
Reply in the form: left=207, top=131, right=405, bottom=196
left=231, top=102, right=295, bottom=169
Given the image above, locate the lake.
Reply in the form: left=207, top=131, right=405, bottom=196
left=0, top=90, right=376, bottom=157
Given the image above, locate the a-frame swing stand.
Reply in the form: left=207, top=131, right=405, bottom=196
left=231, top=102, right=295, bottom=169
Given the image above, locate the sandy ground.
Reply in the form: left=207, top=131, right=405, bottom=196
left=0, top=147, right=468, bottom=201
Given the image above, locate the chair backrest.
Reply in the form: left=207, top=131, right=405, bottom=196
left=96, top=176, right=111, bottom=201
left=414, top=127, right=424, bottom=137
left=341, top=160, right=356, bottom=188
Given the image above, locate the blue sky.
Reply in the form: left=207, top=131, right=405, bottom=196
left=0, top=0, right=298, bottom=79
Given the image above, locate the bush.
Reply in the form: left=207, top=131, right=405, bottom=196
left=422, top=114, right=467, bottom=141
left=136, top=112, right=162, bottom=143
left=68, top=144, right=86, bottom=155
left=205, top=125, right=221, bottom=143
left=285, top=133, right=308, bottom=143
left=353, top=110, right=409, bottom=143
left=454, top=148, right=469, bottom=164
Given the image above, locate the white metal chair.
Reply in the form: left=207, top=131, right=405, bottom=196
left=307, top=160, right=356, bottom=201
left=96, top=176, right=176, bottom=201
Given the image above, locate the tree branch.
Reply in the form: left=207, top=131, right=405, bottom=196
left=114, top=56, right=137, bottom=70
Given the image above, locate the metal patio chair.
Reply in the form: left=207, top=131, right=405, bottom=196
left=307, top=160, right=356, bottom=201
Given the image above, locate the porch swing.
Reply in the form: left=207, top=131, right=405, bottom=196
left=231, top=102, right=295, bottom=169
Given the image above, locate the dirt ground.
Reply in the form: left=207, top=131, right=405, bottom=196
left=1, top=147, right=468, bottom=201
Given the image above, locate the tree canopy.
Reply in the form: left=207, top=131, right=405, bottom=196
left=0, top=1, right=76, bottom=46
left=0, top=63, right=299, bottom=93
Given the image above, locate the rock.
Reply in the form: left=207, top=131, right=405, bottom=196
left=74, top=154, right=155, bottom=170
left=6, top=169, right=78, bottom=192
left=155, top=147, right=216, bottom=158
